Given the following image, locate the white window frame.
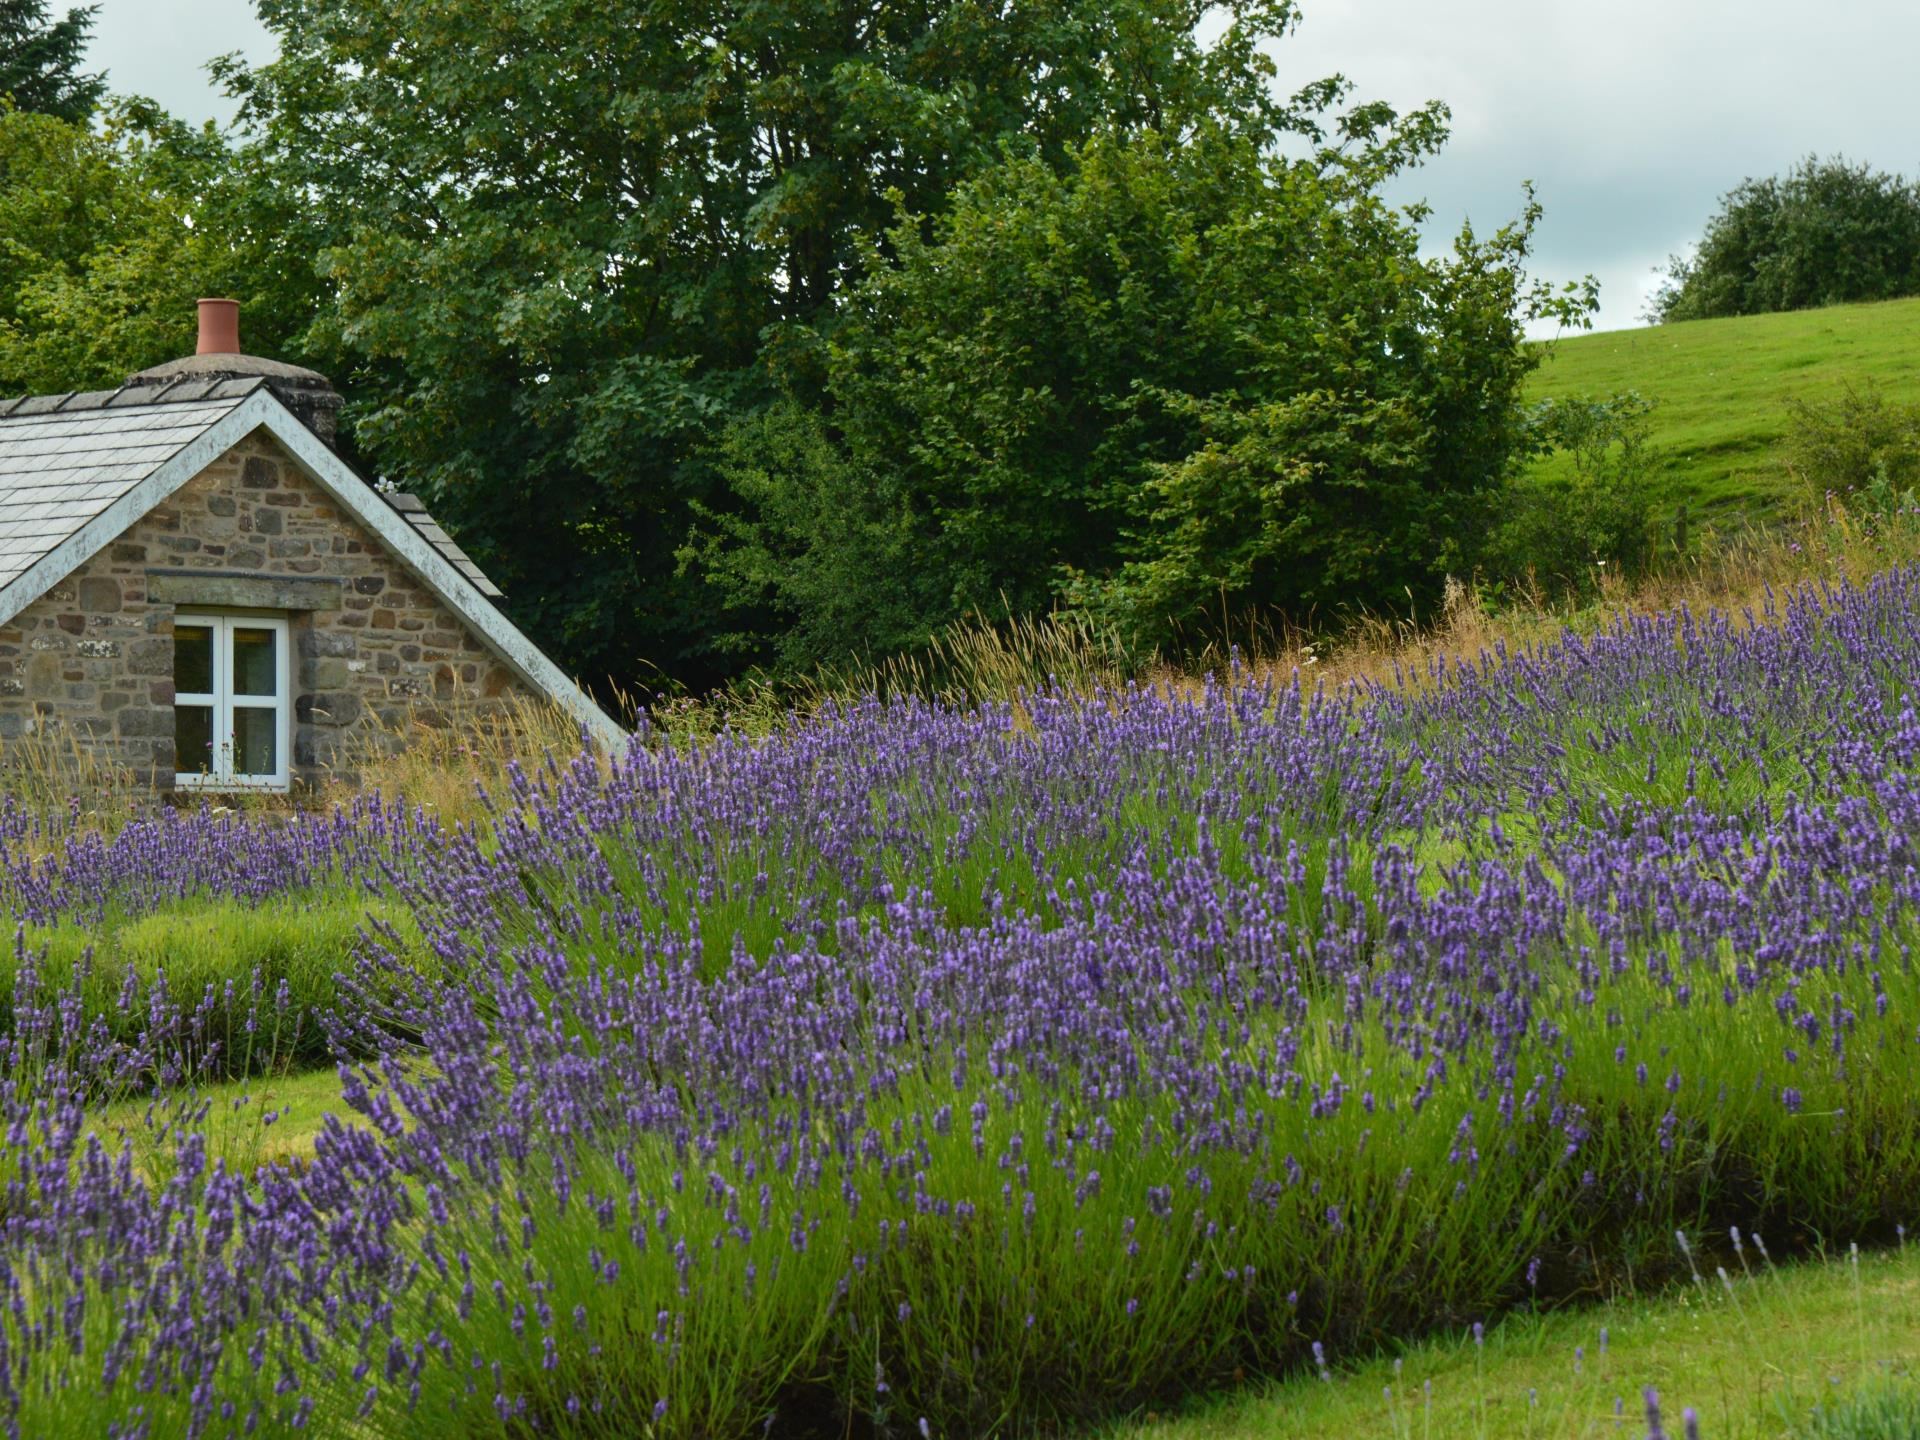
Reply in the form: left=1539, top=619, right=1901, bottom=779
left=173, top=613, right=292, bottom=792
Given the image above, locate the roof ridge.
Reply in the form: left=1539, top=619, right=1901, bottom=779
left=0, top=376, right=270, bottom=419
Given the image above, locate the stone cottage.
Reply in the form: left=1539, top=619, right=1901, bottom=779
left=0, top=299, right=622, bottom=792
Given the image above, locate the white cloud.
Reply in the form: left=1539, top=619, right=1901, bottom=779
left=1269, top=0, right=1920, bottom=330
left=85, top=0, right=275, bottom=127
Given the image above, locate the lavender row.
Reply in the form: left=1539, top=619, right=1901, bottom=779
left=7, top=567, right=1920, bottom=933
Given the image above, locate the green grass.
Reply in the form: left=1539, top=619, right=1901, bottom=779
left=7, top=890, right=425, bottom=1077
left=89, top=1063, right=361, bottom=1177
left=1118, top=1241, right=1920, bottom=1440
left=1523, top=296, right=1920, bottom=518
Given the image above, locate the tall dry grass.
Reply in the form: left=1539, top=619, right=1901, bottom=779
left=1125, top=499, right=1920, bottom=704
left=0, top=692, right=600, bottom=837
left=666, top=493, right=1920, bottom=735
left=0, top=717, right=143, bottom=836
left=315, top=690, right=600, bottom=821
left=5, top=494, right=1915, bottom=831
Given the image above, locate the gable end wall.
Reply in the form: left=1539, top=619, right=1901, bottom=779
left=0, top=428, right=536, bottom=788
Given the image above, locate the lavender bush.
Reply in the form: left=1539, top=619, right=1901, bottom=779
left=5, top=571, right=1920, bottom=1435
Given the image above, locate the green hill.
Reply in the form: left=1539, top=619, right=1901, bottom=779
left=1523, top=294, right=1920, bottom=518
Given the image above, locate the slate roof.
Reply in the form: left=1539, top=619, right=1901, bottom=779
left=383, top=493, right=504, bottom=598
left=0, top=377, right=502, bottom=597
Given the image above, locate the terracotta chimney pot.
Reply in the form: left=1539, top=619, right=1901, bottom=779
left=196, top=298, right=241, bottom=356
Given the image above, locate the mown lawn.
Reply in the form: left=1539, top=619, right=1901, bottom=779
left=1119, top=1241, right=1920, bottom=1440
left=91, top=1064, right=359, bottom=1177
left=1522, top=295, right=1920, bottom=519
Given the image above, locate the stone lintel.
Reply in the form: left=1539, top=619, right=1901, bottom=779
left=145, top=569, right=345, bottom=612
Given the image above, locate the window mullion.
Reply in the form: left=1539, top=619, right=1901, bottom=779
left=216, top=616, right=234, bottom=784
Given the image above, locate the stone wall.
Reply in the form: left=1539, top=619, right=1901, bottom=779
left=0, top=428, right=536, bottom=789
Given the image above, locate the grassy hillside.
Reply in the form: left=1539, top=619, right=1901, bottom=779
left=1523, top=295, right=1920, bottom=517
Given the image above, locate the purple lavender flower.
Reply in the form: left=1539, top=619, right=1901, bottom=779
left=0, top=569, right=1912, bottom=1433
left=1644, top=1387, right=1667, bottom=1440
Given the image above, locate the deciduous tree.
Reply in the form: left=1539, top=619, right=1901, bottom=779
left=230, top=0, right=1303, bottom=690
left=692, top=115, right=1594, bottom=663
left=1653, top=156, right=1920, bottom=322
left=0, top=100, right=319, bottom=396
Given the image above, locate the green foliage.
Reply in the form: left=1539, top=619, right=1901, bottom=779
left=1783, top=384, right=1920, bottom=512
left=0, top=100, right=322, bottom=396
left=1521, top=295, right=1920, bottom=520
left=230, top=0, right=1306, bottom=691
left=0, top=0, right=102, bottom=123
left=1791, top=1381, right=1920, bottom=1440
left=1485, top=393, right=1659, bottom=595
left=0, top=0, right=1602, bottom=690
left=1654, top=156, right=1920, bottom=323
left=696, top=120, right=1594, bottom=664
left=681, top=402, right=949, bottom=670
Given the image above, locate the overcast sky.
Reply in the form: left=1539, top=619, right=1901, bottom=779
left=85, top=0, right=1920, bottom=334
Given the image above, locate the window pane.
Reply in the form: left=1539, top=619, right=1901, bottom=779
left=232, top=626, right=278, bottom=697
left=175, top=625, right=214, bottom=695
left=232, top=706, right=278, bottom=778
left=177, top=705, right=215, bottom=774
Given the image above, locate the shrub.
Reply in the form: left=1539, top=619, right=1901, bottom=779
left=695, top=120, right=1596, bottom=666
left=1483, top=392, right=1659, bottom=595
left=1784, top=384, right=1920, bottom=513
left=4, top=893, right=420, bottom=1076
left=112, top=895, right=421, bottom=1069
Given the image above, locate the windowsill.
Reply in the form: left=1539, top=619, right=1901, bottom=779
left=174, top=776, right=291, bottom=795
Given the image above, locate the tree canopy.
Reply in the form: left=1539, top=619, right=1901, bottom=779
left=226, top=0, right=1341, bottom=691
left=0, top=100, right=319, bottom=396
left=0, top=0, right=103, bottom=123
left=0, top=0, right=1595, bottom=692
left=1653, top=156, right=1920, bottom=322
left=686, top=117, right=1592, bottom=666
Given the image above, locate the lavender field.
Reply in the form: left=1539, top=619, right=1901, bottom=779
left=5, top=573, right=1920, bottom=1437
